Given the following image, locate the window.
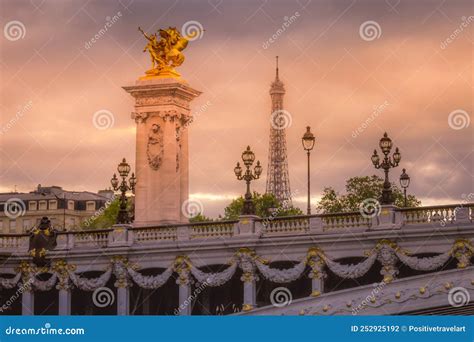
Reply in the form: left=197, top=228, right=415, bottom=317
left=49, top=200, right=57, bottom=210
left=22, top=219, right=30, bottom=232
left=29, top=201, right=37, bottom=211
left=68, top=200, right=74, bottom=210
left=86, top=201, right=95, bottom=211
left=38, top=200, right=47, bottom=210
left=9, top=220, right=16, bottom=233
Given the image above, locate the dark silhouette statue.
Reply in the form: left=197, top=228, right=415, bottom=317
left=28, top=217, right=57, bottom=267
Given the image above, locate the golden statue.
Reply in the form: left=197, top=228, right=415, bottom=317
left=138, top=26, right=197, bottom=79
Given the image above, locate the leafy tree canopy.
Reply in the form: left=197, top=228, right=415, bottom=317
left=81, top=197, right=136, bottom=229
left=223, top=192, right=303, bottom=220
left=316, top=175, right=421, bottom=214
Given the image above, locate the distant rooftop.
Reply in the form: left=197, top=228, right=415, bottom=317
left=0, top=184, right=113, bottom=202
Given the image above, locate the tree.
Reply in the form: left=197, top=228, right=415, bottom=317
left=223, top=192, right=303, bottom=220
left=81, top=197, right=136, bottom=229
left=316, top=175, right=421, bottom=213
left=189, top=212, right=213, bottom=223
left=81, top=198, right=120, bottom=229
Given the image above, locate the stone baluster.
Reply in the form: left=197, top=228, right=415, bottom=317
left=174, top=256, right=192, bottom=315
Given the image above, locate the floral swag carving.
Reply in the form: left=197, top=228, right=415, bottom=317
left=0, top=239, right=471, bottom=292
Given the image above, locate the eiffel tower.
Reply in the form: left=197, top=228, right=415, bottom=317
left=265, top=57, right=292, bottom=205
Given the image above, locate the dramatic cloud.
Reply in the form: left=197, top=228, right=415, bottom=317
left=0, top=0, right=472, bottom=217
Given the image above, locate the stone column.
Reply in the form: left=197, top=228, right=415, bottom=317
left=53, top=260, right=73, bottom=315
left=116, top=286, right=130, bottom=316
left=238, top=248, right=258, bottom=311
left=113, top=256, right=131, bottom=316
left=18, top=262, right=34, bottom=315
left=174, top=256, right=192, bottom=315
left=123, top=78, right=201, bottom=226
left=242, top=278, right=257, bottom=312
left=58, top=288, right=71, bottom=315
left=307, top=248, right=326, bottom=297
left=21, top=288, right=34, bottom=315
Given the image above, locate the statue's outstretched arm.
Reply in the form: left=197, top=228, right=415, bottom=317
left=138, top=27, right=152, bottom=41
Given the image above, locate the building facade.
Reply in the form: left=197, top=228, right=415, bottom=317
left=0, top=185, right=113, bottom=234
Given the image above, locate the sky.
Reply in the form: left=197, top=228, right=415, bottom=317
left=0, top=0, right=472, bottom=218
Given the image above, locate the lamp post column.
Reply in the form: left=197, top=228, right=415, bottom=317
left=302, top=126, right=315, bottom=215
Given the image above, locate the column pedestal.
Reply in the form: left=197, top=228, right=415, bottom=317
left=123, top=77, right=201, bottom=226
left=311, top=278, right=324, bottom=297
left=243, top=280, right=256, bottom=312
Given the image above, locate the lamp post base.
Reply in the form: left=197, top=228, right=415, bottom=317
left=243, top=198, right=256, bottom=216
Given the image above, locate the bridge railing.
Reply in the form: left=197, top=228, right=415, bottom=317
left=1, top=203, right=472, bottom=253
left=400, top=203, right=474, bottom=226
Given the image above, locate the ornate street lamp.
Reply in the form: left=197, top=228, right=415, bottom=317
left=371, top=132, right=401, bottom=205
left=399, top=168, right=410, bottom=207
left=234, top=146, right=262, bottom=215
left=111, top=158, right=136, bottom=224
left=302, top=126, right=315, bottom=215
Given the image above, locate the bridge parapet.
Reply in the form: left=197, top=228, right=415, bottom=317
left=0, top=204, right=472, bottom=255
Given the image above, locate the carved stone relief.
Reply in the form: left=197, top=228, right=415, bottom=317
left=147, top=124, right=164, bottom=170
